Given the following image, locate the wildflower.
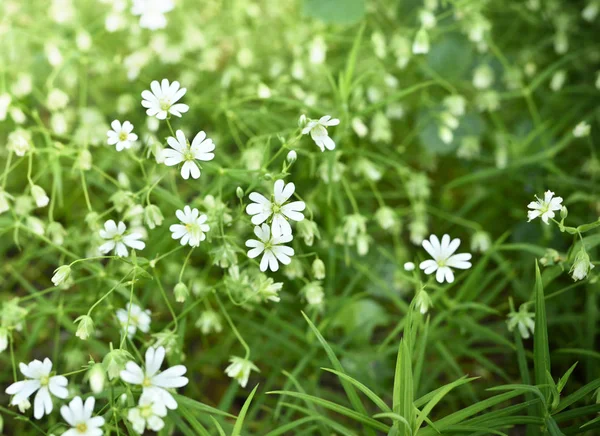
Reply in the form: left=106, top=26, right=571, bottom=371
left=60, top=396, right=105, bottom=435
left=74, top=315, right=95, bottom=340
left=196, top=310, right=223, bottom=334
left=31, top=185, right=49, bottom=208
left=174, top=282, right=189, bottom=303
left=132, top=0, right=174, bottom=30
left=412, top=28, right=430, bottom=54
left=419, top=234, right=472, bottom=283
left=225, top=356, right=259, bottom=388
left=404, top=262, right=415, bottom=271
left=301, top=115, right=340, bottom=152
left=246, top=224, right=294, bottom=272
left=302, top=282, right=324, bottom=306
left=116, top=303, right=151, bottom=338
left=144, top=204, right=164, bottom=229
left=352, top=117, right=369, bottom=138
left=312, top=258, right=326, bottom=280
left=375, top=206, right=398, bottom=231
left=415, top=290, right=432, bottom=314
left=297, top=219, right=320, bottom=246
left=550, top=70, right=566, bottom=92
left=5, top=358, right=69, bottom=419
left=163, top=130, right=215, bottom=179
left=120, top=346, right=188, bottom=410
left=444, top=95, right=466, bottom=117
left=286, top=150, right=297, bottom=164
left=103, top=348, right=133, bottom=381
left=169, top=205, right=210, bottom=247
left=527, top=190, right=563, bottom=224
left=98, top=220, right=145, bottom=257
left=570, top=247, right=595, bottom=281
left=573, top=121, right=591, bottom=138
left=246, top=179, right=306, bottom=237
left=51, top=265, right=71, bottom=286
left=471, top=231, right=492, bottom=253
left=309, top=36, right=327, bottom=64
left=141, top=79, right=189, bottom=119
left=107, top=120, right=138, bottom=151
left=8, top=129, right=32, bottom=156
left=88, top=364, right=106, bottom=394
left=46, top=88, right=69, bottom=111
left=127, top=392, right=168, bottom=434
left=507, top=305, right=535, bottom=339
left=473, top=65, right=494, bottom=89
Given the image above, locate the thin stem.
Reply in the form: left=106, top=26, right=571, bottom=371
left=216, top=294, right=250, bottom=359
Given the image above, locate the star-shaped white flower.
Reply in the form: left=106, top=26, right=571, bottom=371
left=98, top=220, right=145, bottom=257
left=60, top=396, right=105, bottom=436
left=120, top=346, right=188, bottom=410
left=419, top=234, right=472, bottom=283
left=169, top=205, right=210, bottom=246
left=141, top=79, right=189, bottom=120
left=527, top=190, right=563, bottom=224
left=127, top=392, right=167, bottom=434
left=507, top=306, right=535, bottom=339
left=116, top=303, right=151, bottom=338
left=162, top=130, right=215, bottom=180
left=5, top=357, right=69, bottom=419
left=224, top=356, right=259, bottom=388
left=246, top=223, right=294, bottom=272
left=302, top=115, right=340, bottom=151
left=246, top=179, right=305, bottom=237
left=107, top=120, right=138, bottom=151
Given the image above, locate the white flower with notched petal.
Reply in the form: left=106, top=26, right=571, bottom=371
left=60, top=396, right=105, bottom=436
left=132, top=0, right=174, bottom=30
left=141, top=79, right=189, bottom=120
left=5, top=357, right=69, bottom=419
left=419, top=234, right=472, bottom=283
left=107, top=120, right=138, bottom=151
left=225, top=356, right=259, bottom=388
left=246, top=179, right=305, bottom=237
left=527, top=190, right=563, bottom=224
left=169, top=206, right=210, bottom=246
left=507, top=305, right=535, bottom=339
left=163, top=130, right=215, bottom=180
left=127, top=392, right=168, bottom=434
left=116, top=303, right=151, bottom=338
left=120, top=346, right=188, bottom=410
left=302, top=115, right=340, bottom=151
left=246, top=223, right=294, bottom=272
left=98, top=220, right=145, bottom=257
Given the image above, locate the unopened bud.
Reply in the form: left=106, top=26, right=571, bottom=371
left=174, top=282, right=189, bottom=303
left=74, top=315, right=94, bottom=340
left=312, top=258, right=325, bottom=280
left=236, top=186, right=244, bottom=199
left=560, top=206, right=568, bottom=220
left=286, top=150, right=297, bottom=164
left=51, top=265, right=71, bottom=286
left=144, top=204, right=164, bottom=229
left=88, top=363, right=106, bottom=394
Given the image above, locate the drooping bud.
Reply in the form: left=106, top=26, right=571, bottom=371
left=75, top=315, right=95, bottom=340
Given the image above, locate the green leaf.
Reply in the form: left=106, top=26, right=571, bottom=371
left=321, top=368, right=391, bottom=413
left=392, top=339, right=414, bottom=435
left=303, top=0, right=365, bottom=24
left=533, top=260, right=551, bottom=407
left=232, top=384, right=258, bottom=436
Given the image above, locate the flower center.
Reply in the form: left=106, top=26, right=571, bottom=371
left=40, top=375, right=49, bottom=387
left=142, top=376, right=152, bottom=387
left=272, top=203, right=281, bottom=214
left=140, top=404, right=153, bottom=418
left=183, top=148, right=194, bottom=161
left=436, top=259, right=447, bottom=267
left=159, top=98, right=171, bottom=110
left=76, top=423, right=88, bottom=433
left=119, top=132, right=128, bottom=141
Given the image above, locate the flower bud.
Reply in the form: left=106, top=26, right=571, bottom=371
left=75, top=315, right=94, bottom=340
left=412, top=28, right=430, bottom=54
left=196, top=310, right=223, bottom=334
left=404, top=262, right=415, bottom=271
left=88, top=363, right=106, bottom=394
left=286, top=150, right=297, bottom=164
left=471, top=231, right=492, bottom=253
left=143, top=204, right=164, bottom=229
left=18, top=399, right=31, bottom=413
left=236, top=186, right=244, bottom=199
left=0, top=327, right=8, bottom=353
left=312, top=258, right=326, bottom=280
left=51, top=265, right=71, bottom=286
left=298, top=114, right=307, bottom=128
left=303, top=282, right=325, bottom=306
left=103, top=348, right=133, bottom=380
left=560, top=206, right=568, bottom=220
left=570, top=248, right=595, bottom=281
left=174, top=282, right=189, bottom=303
left=31, top=185, right=49, bottom=208
left=415, top=290, right=432, bottom=314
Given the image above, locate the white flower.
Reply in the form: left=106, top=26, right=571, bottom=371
left=404, top=262, right=415, bottom=271
left=120, top=346, right=188, bottom=410
left=99, top=220, right=145, bottom=257
left=573, top=121, right=591, bottom=138
left=141, top=79, right=189, bottom=120
left=132, top=0, right=174, bottom=30
left=412, top=28, right=429, bottom=54
left=169, top=205, right=210, bottom=246
left=301, top=115, right=340, bottom=152
left=31, top=185, right=49, bottom=208
left=163, top=130, right=215, bottom=179
left=527, top=190, right=563, bottom=224
left=196, top=310, right=223, bottom=334
left=570, top=248, right=595, bottom=281
left=415, top=290, right=432, bottom=314
left=60, top=396, right=105, bottom=436
left=225, top=356, right=259, bottom=388
left=127, top=392, right=167, bottom=434
left=507, top=306, right=535, bottom=339
left=246, top=180, right=305, bottom=237
left=246, top=223, right=294, bottom=272
left=5, top=357, right=69, bottom=419
left=116, top=303, right=151, bottom=338
left=8, top=129, right=32, bottom=156
left=419, top=234, right=472, bottom=283
left=107, top=120, right=138, bottom=151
